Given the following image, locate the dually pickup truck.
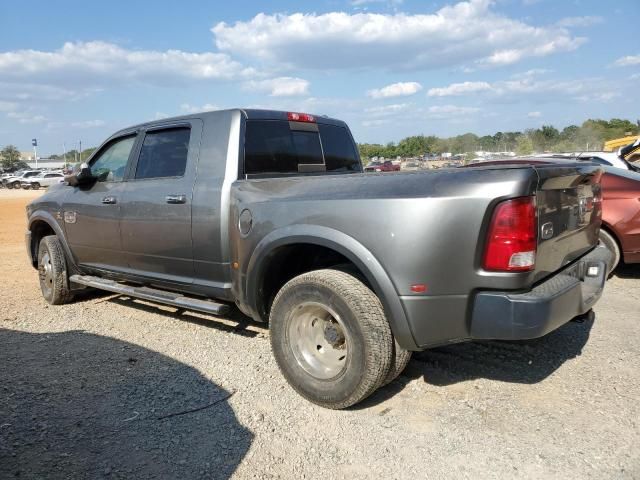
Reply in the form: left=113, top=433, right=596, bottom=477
left=26, top=109, right=611, bottom=409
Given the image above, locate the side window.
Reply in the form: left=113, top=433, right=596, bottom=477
left=90, top=136, right=136, bottom=182
left=135, top=128, right=190, bottom=180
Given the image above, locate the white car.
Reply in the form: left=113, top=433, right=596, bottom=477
left=574, top=151, right=634, bottom=171
left=2, top=170, right=41, bottom=189
left=20, top=172, right=64, bottom=190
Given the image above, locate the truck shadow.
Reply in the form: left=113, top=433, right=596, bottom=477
left=360, top=315, right=594, bottom=407
left=0, top=329, right=252, bottom=479
left=408, top=315, right=594, bottom=387
left=613, top=263, right=640, bottom=279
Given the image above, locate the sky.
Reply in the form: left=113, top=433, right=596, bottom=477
left=0, top=0, right=638, bottom=155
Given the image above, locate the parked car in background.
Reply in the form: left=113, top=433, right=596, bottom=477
left=464, top=157, right=640, bottom=272
left=2, top=170, right=41, bottom=189
left=21, top=172, right=64, bottom=190
left=536, top=152, right=639, bottom=172
left=575, top=151, right=639, bottom=172
left=364, top=160, right=400, bottom=172
left=402, top=161, right=423, bottom=171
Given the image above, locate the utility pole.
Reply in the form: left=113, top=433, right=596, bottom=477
left=79, top=140, right=82, bottom=163
left=63, top=142, right=67, bottom=169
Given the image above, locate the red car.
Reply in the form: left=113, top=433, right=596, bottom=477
left=464, top=158, right=640, bottom=271
left=364, top=160, right=400, bottom=172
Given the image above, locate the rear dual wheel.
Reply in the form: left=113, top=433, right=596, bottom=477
left=269, top=269, right=410, bottom=409
left=599, top=229, right=620, bottom=277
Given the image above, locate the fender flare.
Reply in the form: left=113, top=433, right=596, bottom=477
left=245, top=224, right=418, bottom=350
left=27, top=211, right=77, bottom=270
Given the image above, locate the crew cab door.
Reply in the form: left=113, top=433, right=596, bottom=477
left=118, top=120, right=202, bottom=284
left=64, top=134, right=138, bottom=270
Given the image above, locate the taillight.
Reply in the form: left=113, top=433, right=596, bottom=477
left=287, top=112, right=316, bottom=123
left=483, top=196, right=537, bottom=272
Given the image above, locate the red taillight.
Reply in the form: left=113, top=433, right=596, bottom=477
left=287, top=112, right=316, bottom=123
left=483, top=196, right=537, bottom=272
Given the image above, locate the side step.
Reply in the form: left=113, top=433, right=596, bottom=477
left=70, top=275, right=230, bottom=316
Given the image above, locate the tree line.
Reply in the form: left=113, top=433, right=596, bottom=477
left=357, top=118, right=640, bottom=159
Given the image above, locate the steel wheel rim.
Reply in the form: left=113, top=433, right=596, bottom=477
left=39, top=251, right=53, bottom=297
left=288, top=302, right=349, bottom=380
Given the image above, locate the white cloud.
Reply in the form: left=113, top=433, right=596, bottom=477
left=0, top=41, right=252, bottom=86
left=362, top=119, right=390, bottom=127
left=0, top=101, right=17, bottom=112
left=614, top=54, right=640, bottom=67
left=367, top=82, right=422, bottom=99
left=7, top=111, right=46, bottom=124
left=630, top=73, right=640, bottom=80
left=427, top=105, right=479, bottom=115
left=364, top=103, right=410, bottom=115
left=427, top=81, right=491, bottom=97
left=510, top=68, right=550, bottom=79
left=556, top=16, right=603, bottom=28
left=179, top=103, right=220, bottom=114
left=243, top=77, right=310, bottom=96
left=426, top=76, right=614, bottom=103
left=70, top=120, right=106, bottom=128
left=527, top=111, right=542, bottom=118
left=351, top=0, right=403, bottom=5
left=212, top=1, right=585, bottom=71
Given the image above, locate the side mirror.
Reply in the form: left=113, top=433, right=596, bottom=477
left=65, top=163, right=95, bottom=186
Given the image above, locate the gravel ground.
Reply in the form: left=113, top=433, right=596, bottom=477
left=1, top=188, right=639, bottom=479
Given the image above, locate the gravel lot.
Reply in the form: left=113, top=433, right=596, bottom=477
left=1, top=188, right=639, bottom=479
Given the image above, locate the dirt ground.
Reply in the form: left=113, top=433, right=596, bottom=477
left=0, top=188, right=639, bottom=479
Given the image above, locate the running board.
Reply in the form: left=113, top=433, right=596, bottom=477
left=69, top=275, right=230, bottom=316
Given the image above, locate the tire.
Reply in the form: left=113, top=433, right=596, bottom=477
left=31, top=183, right=40, bottom=190
left=269, top=269, right=393, bottom=409
left=599, top=229, right=620, bottom=276
left=38, top=236, right=74, bottom=305
left=6, top=182, right=13, bottom=189
left=382, top=340, right=412, bottom=386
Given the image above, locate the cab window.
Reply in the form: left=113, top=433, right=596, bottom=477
left=134, top=128, right=190, bottom=180
left=90, top=136, right=136, bottom=182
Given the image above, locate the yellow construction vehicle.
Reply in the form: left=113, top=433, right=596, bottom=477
left=603, top=135, right=639, bottom=152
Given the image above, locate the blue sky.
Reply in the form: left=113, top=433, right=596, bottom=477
left=1, top=0, right=638, bottom=154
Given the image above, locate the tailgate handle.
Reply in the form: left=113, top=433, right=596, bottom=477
left=101, top=196, right=117, bottom=205
left=166, top=194, right=187, bottom=204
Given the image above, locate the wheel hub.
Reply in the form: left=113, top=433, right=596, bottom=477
left=39, top=251, right=53, bottom=297
left=288, top=302, right=349, bottom=380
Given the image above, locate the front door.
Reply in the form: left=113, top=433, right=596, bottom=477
left=64, top=134, right=137, bottom=271
left=119, top=121, right=202, bottom=284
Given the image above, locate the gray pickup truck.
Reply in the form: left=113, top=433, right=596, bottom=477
left=26, top=109, right=611, bottom=409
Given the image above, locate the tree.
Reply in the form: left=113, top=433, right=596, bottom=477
left=515, top=135, right=534, bottom=155
left=1, top=145, right=23, bottom=170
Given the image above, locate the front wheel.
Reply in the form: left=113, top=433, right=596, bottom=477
left=38, top=236, right=74, bottom=305
left=269, top=269, right=393, bottom=409
left=31, top=183, right=40, bottom=190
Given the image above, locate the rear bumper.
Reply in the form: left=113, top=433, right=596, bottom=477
left=470, top=244, right=611, bottom=340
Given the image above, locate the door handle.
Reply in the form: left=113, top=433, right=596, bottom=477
left=102, top=196, right=117, bottom=204
left=165, top=194, right=187, bottom=204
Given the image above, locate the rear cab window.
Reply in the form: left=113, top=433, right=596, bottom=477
left=135, top=127, right=190, bottom=180
left=243, top=119, right=361, bottom=177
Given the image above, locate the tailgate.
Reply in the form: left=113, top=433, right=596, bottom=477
left=533, top=164, right=603, bottom=280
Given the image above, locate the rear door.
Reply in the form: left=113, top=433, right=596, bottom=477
left=64, top=134, right=138, bottom=270
left=119, top=120, right=203, bottom=284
